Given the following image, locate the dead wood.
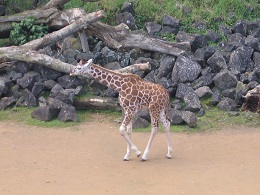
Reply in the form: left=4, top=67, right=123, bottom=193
left=86, top=22, right=190, bottom=57
left=74, top=97, right=121, bottom=111
left=242, top=85, right=260, bottom=114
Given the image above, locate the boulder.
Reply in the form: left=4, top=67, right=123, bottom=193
left=184, top=92, right=201, bottom=112
left=116, top=12, right=138, bottom=30
left=217, top=97, right=237, bottom=111
left=182, top=111, right=197, bottom=127
left=172, top=55, right=201, bottom=83
left=14, top=61, right=30, bottom=74
left=176, top=31, right=208, bottom=52
left=228, top=46, right=254, bottom=74
left=192, top=68, right=214, bottom=89
left=32, top=64, right=63, bottom=80
left=58, top=75, right=85, bottom=89
left=0, top=5, right=6, bottom=16
left=207, top=50, right=227, bottom=73
left=0, top=96, right=17, bottom=110
left=145, top=22, right=162, bottom=36
left=213, top=70, right=238, bottom=90
left=206, top=29, right=221, bottom=43
left=31, top=106, right=59, bottom=121
left=194, top=86, right=213, bottom=98
left=5, top=71, right=22, bottom=82
left=121, top=2, right=135, bottom=16
left=0, top=77, right=11, bottom=97
left=211, top=89, right=221, bottom=105
left=157, top=55, right=176, bottom=78
left=49, top=84, right=75, bottom=105
left=168, top=108, right=184, bottom=125
left=137, top=109, right=151, bottom=122
left=232, top=20, right=248, bottom=37
left=162, top=14, right=180, bottom=28
left=22, top=89, right=37, bottom=107
left=132, top=117, right=149, bottom=129
left=175, top=83, right=194, bottom=100
left=58, top=105, right=78, bottom=122
left=17, top=71, right=41, bottom=89
left=32, top=82, right=45, bottom=97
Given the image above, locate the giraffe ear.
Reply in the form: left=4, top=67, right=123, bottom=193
left=86, top=59, right=93, bottom=66
left=78, top=60, right=85, bottom=66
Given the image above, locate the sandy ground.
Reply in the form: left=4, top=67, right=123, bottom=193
left=0, top=115, right=260, bottom=195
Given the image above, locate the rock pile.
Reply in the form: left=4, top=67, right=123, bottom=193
left=0, top=2, right=259, bottom=127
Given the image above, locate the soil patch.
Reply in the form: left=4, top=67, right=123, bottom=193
left=0, top=117, right=260, bottom=195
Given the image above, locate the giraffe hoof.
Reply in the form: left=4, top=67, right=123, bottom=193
left=136, top=151, right=142, bottom=158
left=165, top=156, right=172, bottom=159
left=141, top=158, right=146, bottom=162
left=123, top=158, right=129, bottom=161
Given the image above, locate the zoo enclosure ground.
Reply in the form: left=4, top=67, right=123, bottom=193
left=0, top=115, right=260, bottom=195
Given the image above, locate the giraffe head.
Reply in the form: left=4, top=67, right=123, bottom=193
left=70, top=59, right=93, bottom=76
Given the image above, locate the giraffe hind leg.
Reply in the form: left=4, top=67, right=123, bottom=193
left=160, top=111, right=173, bottom=159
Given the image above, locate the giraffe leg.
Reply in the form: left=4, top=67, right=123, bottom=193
left=160, top=111, right=173, bottom=159
left=141, top=117, right=159, bottom=161
left=123, top=123, right=132, bottom=161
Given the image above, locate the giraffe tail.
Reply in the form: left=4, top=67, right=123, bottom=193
left=165, top=102, right=172, bottom=123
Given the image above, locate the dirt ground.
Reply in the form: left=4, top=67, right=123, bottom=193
left=0, top=115, right=260, bottom=195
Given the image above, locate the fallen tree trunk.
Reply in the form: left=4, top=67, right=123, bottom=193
left=0, top=0, right=187, bottom=77
left=86, top=22, right=190, bottom=57
left=74, top=97, right=121, bottom=111
left=242, top=85, right=260, bottom=114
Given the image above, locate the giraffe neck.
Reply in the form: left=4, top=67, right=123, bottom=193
left=88, top=64, right=124, bottom=91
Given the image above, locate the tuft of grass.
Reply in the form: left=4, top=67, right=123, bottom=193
left=0, top=105, right=258, bottom=132
left=0, top=106, right=121, bottom=128
left=64, top=0, right=259, bottom=34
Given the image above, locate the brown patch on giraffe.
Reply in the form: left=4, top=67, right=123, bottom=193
left=107, top=75, right=112, bottom=82
left=132, top=90, right=138, bottom=96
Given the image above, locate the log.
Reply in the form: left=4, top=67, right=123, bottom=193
left=242, top=85, right=260, bottom=114
left=86, top=22, right=190, bottom=57
left=115, top=62, right=151, bottom=74
left=22, top=10, right=104, bottom=50
left=74, top=97, right=121, bottom=111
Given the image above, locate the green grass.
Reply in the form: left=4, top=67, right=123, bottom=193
left=1, top=103, right=258, bottom=132
left=64, top=0, right=259, bottom=34
left=0, top=106, right=121, bottom=128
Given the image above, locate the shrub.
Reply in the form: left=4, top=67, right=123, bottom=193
left=10, top=17, right=49, bottom=46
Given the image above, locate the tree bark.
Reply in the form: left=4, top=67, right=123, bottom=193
left=86, top=22, right=190, bottom=57
left=0, top=0, right=188, bottom=75
left=74, top=97, right=121, bottom=111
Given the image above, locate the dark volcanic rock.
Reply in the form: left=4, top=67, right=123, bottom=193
left=184, top=92, right=201, bottom=112
left=228, top=46, right=254, bottom=74
left=213, top=70, right=238, bottom=90
left=175, top=83, right=194, bottom=100
left=116, top=12, right=138, bottom=30
left=58, top=105, right=78, bottom=122
left=157, top=55, right=176, bottom=78
left=217, top=97, right=237, bottom=111
left=172, top=55, right=201, bottom=83
left=207, top=50, right=227, bottom=73
left=0, top=96, right=17, bottom=110
left=17, top=71, right=41, bottom=89
left=31, top=106, right=59, bottom=121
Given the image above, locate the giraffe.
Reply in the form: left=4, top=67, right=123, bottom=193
left=70, top=59, right=173, bottom=161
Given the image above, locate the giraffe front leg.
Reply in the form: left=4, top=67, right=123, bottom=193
left=119, top=124, right=141, bottom=160
left=123, top=123, right=132, bottom=161
left=141, top=127, right=157, bottom=161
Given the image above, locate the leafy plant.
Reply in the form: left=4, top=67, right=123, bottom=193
left=10, top=17, right=49, bottom=46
